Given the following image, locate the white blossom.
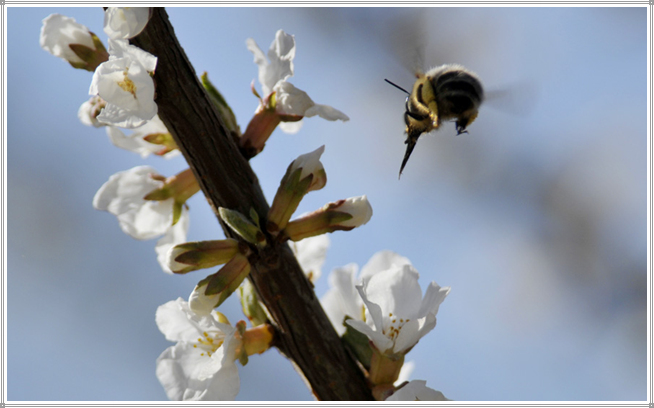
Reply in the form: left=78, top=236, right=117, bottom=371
left=92, top=165, right=176, bottom=240
left=106, top=115, right=179, bottom=158
left=103, top=7, right=150, bottom=40
left=39, top=13, right=95, bottom=64
left=246, top=29, right=348, bottom=134
left=386, top=380, right=449, bottom=401
left=344, top=251, right=450, bottom=355
left=291, top=234, right=330, bottom=282
left=246, top=29, right=294, bottom=97
left=156, top=298, right=241, bottom=401
left=89, top=39, right=157, bottom=128
left=321, top=251, right=411, bottom=335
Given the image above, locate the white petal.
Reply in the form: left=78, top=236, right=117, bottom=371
left=104, top=7, right=150, bottom=40
left=304, top=103, right=349, bottom=121
left=106, top=38, right=157, bottom=72
left=414, top=313, right=436, bottom=348
left=291, top=233, right=329, bottom=282
left=418, top=282, right=450, bottom=318
left=396, top=360, right=415, bottom=385
left=334, top=195, right=373, bottom=228
left=354, top=284, right=394, bottom=352
left=329, top=264, right=364, bottom=321
left=119, top=198, right=173, bottom=239
left=365, top=264, right=422, bottom=320
left=197, top=356, right=240, bottom=401
left=155, top=298, right=205, bottom=343
left=320, top=263, right=362, bottom=334
left=156, top=342, right=237, bottom=401
left=386, top=380, right=449, bottom=401
left=346, top=318, right=392, bottom=352
left=155, top=208, right=190, bottom=274
left=263, top=30, right=295, bottom=93
left=106, top=126, right=157, bottom=158
left=391, top=318, right=421, bottom=354
left=92, top=165, right=160, bottom=212
left=96, top=103, right=151, bottom=129
left=274, top=81, right=315, bottom=116
left=278, top=120, right=303, bottom=134
left=246, top=30, right=295, bottom=96
left=289, top=145, right=325, bottom=180
left=40, top=14, right=95, bottom=63
left=106, top=116, right=174, bottom=158
left=188, top=284, right=222, bottom=316
left=92, top=166, right=172, bottom=240
left=359, top=250, right=412, bottom=282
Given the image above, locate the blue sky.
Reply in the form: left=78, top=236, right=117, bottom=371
left=8, top=6, right=646, bottom=401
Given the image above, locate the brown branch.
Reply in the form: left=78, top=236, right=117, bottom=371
left=130, top=8, right=373, bottom=401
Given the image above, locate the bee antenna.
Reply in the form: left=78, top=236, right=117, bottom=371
left=384, top=79, right=410, bottom=95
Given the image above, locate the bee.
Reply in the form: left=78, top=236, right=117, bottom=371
left=387, top=64, right=484, bottom=178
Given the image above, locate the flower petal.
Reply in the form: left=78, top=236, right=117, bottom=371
left=155, top=298, right=205, bottom=342
left=386, top=380, right=449, bottom=401
left=155, top=208, right=189, bottom=274
left=346, top=318, right=392, bottom=352
left=40, top=14, right=95, bottom=63
left=321, top=263, right=363, bottom=334
left=104, top=7, right=150, bottom=40
left=304, top=103, right=349, bottom=121
left=291, top=233, right=330, bottom=282
left=359, top=250, right=411, bottom=282
left=418, top=282, right=450, bottom=318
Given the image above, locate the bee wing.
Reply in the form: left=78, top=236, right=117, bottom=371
left=484, top=81, right=540, bottom=116
left=386, top=10, right=428, bottom=76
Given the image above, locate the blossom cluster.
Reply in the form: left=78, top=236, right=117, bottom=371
left=41, top=10, right=451, bottom=402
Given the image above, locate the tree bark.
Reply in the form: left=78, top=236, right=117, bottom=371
left=130, top=7, right=373, bottom=401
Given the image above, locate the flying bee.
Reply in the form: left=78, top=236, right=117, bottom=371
left=386, top=64, right=484, bottom=178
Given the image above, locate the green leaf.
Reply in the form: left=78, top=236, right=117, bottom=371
left=341, top=316, right=373, bottom=370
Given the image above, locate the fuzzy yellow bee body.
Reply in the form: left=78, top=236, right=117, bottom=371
left=390, top=64, right=484, bottom=177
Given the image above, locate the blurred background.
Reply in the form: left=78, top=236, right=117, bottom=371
left=8, top=6, right=646, bottom=401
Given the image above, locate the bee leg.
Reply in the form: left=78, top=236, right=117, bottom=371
left=456, top=111, right=478, bottom=135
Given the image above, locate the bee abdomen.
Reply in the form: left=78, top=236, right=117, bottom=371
left=428, top=65, right=484, bottom=115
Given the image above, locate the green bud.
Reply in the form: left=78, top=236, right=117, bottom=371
left=238, top=279, right=268, bottom=326
left=204, top=253, right=252, bottom=308
left=219, top=207, right=266, bottom=247
left=201, top=72, right=241, bottom=136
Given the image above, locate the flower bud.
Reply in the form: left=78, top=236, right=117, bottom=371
left=284, top=195, right=373, bottom=242
left=267, top=146, right=327, bottom=233
left=143, top=168, right=200, bottom=226
left=40, top=14, right=109, bottom=71
left=78, top=96, right=107, bottom=128
left=238, top=279, right=269, bottom=327
left=166, top=238, right=241, bottom=274
left=190, top=253, right=252, bottom=314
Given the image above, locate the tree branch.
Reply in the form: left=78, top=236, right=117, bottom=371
left=131, top=8, right=373, bottom=401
